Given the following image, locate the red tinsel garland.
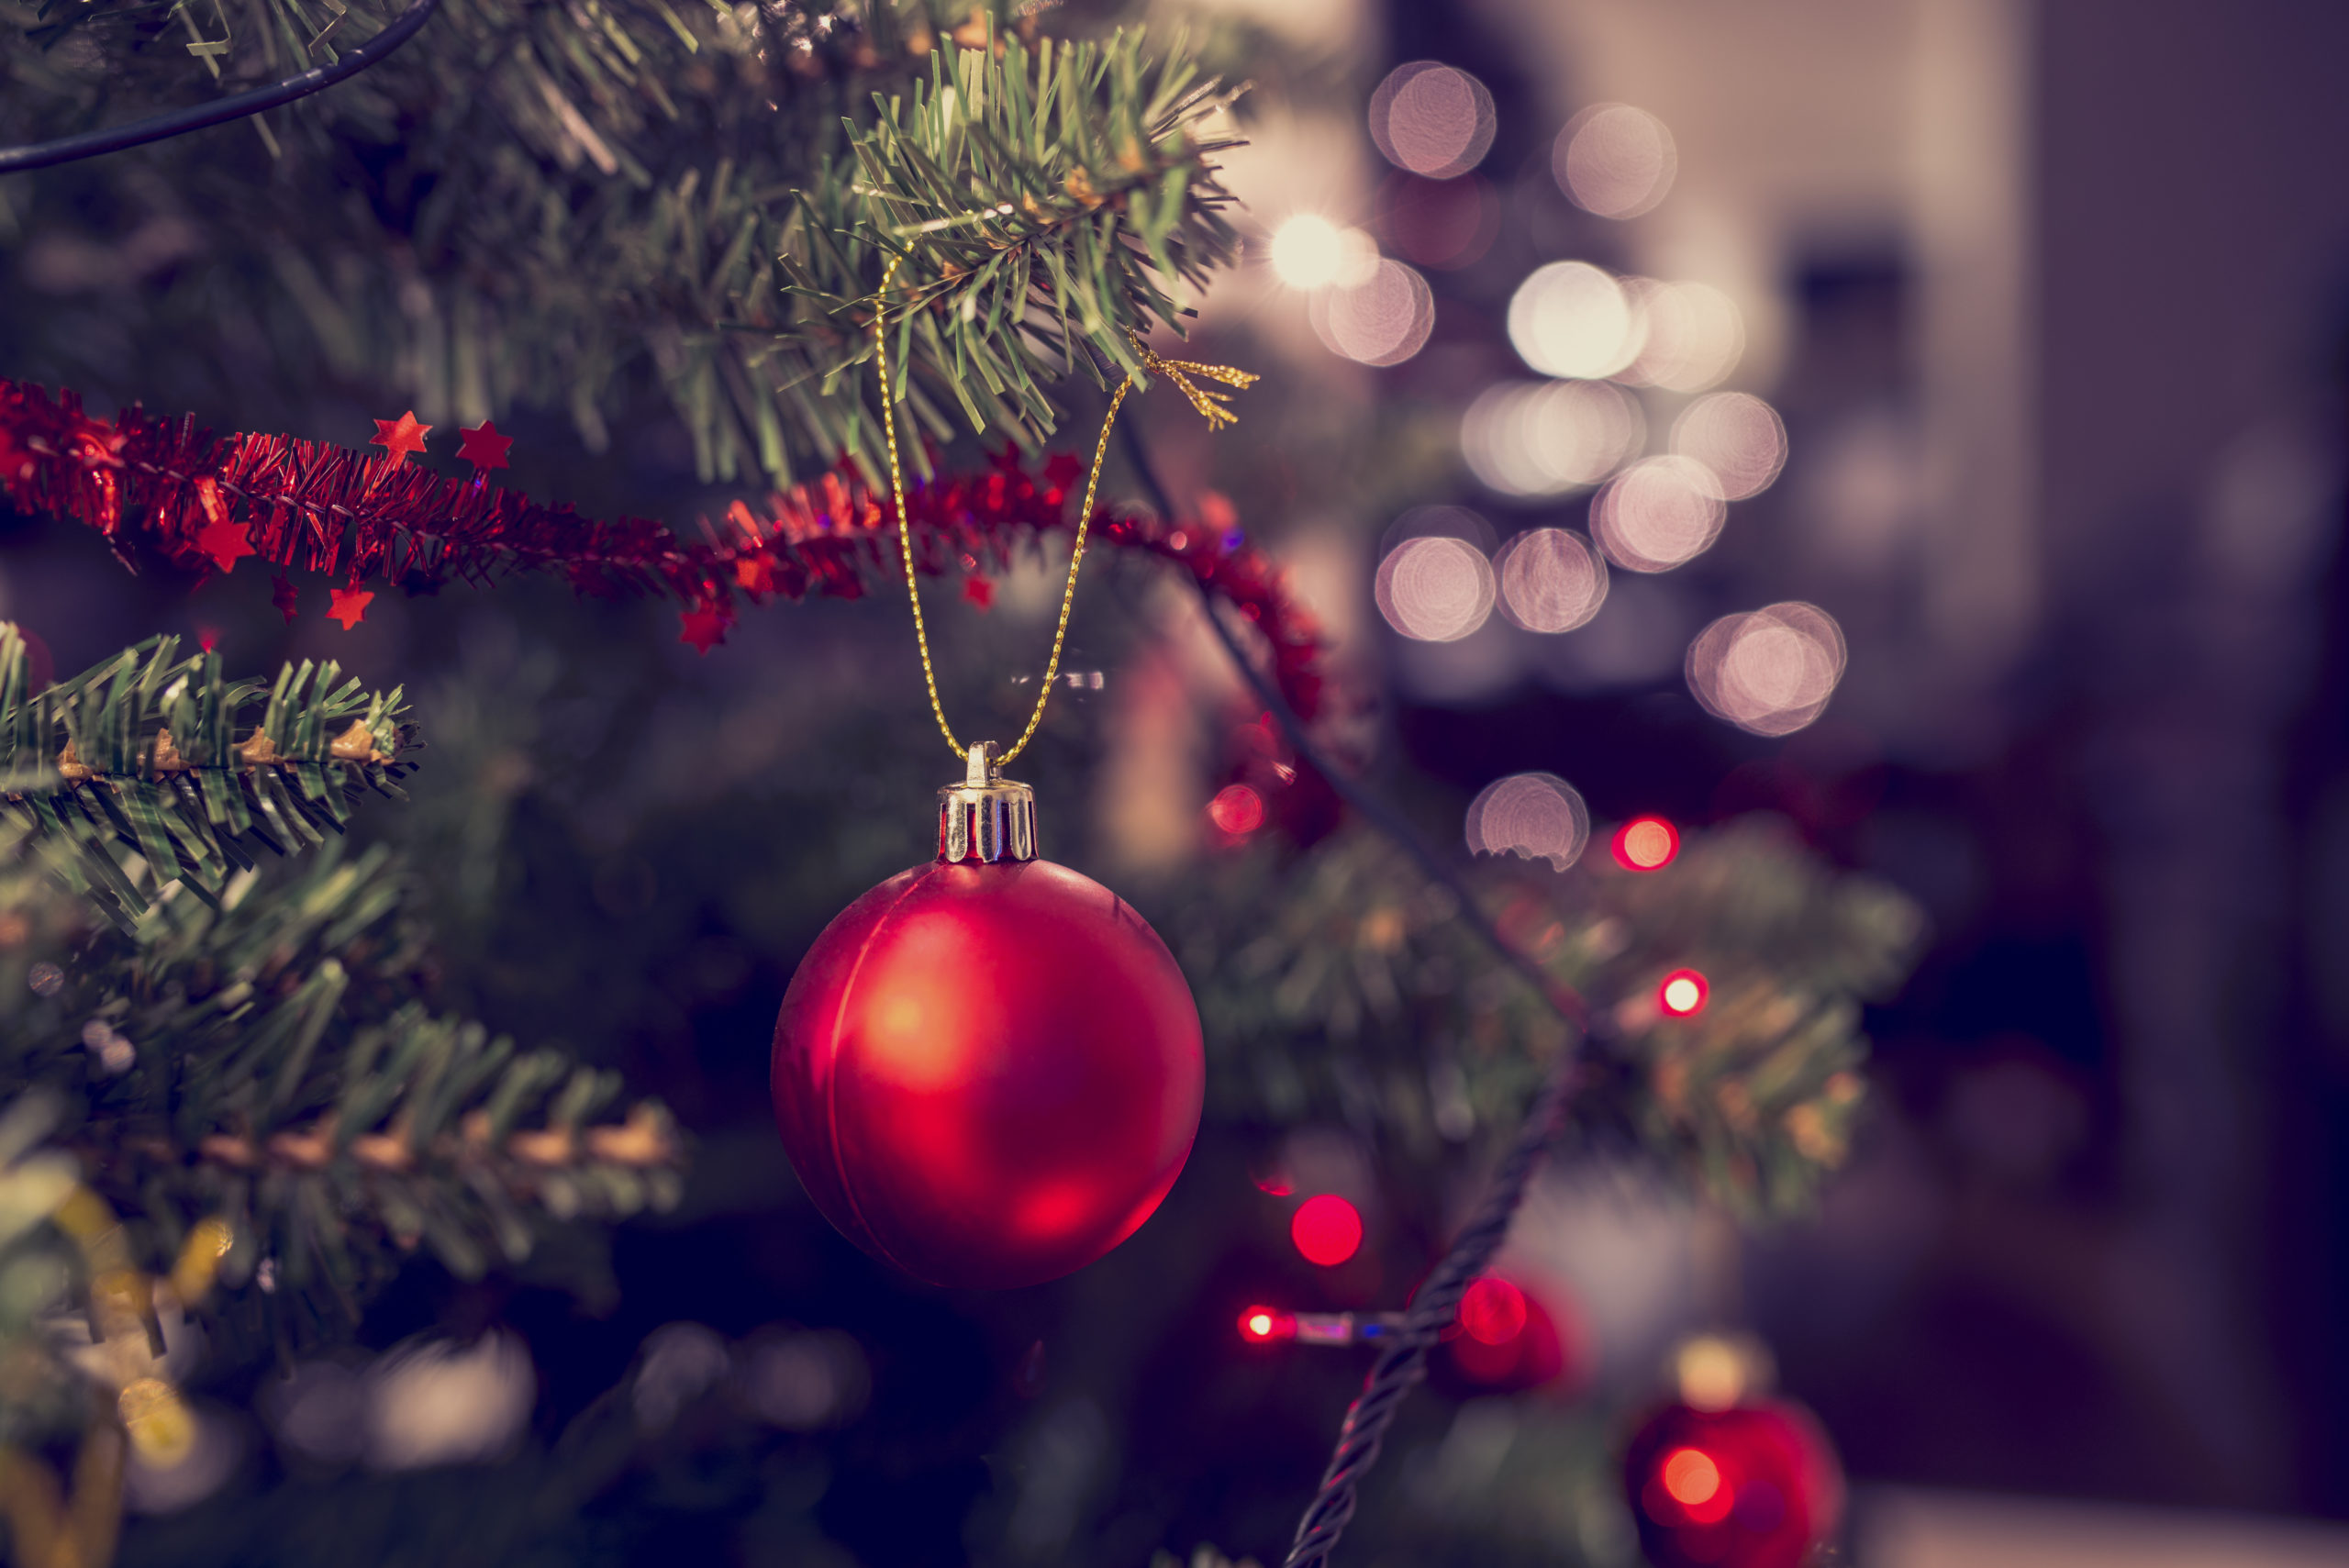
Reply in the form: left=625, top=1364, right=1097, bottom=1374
left=0, top=380, right=1326, bottom=721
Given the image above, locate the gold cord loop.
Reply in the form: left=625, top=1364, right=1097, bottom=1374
left=873, top=250, right=1255, bottom=769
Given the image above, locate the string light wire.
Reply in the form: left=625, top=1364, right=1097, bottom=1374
left=1117, top=420, right=1592, bottom=1568
left=0, top=0, right=442, bottom=175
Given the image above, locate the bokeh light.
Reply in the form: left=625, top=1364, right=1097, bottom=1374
left=1310, top=258, right=1436, bottom=365
left=1460, top=380, right=1645, bottom=498
left=1465, top=772, right=1590, bottom=871
left=1369, top=62, right=1497, bottom=179
left=631, top=1322, right=729, bottom=1429
left=1663, top=1447, right=1727, bottom=1510
left=1292, top=1194, right=1364, bottom=1266
left=1377, top=173, right=1499, bottom=270
left=1686, top=602, right=1847, bottom=736
left=1591, top=456, right=1728, bottom=573
left=1673, top=392, right=1788, bottom=500
left=745, top=1329, right=871, bottom=1429
left=366, top=1331, right=536, bottom=1470
left=1554, top=104, right=1677, bottom=219
left=1611, top=816, right=1680, bottom=871
left=1208, top=783, right=1266, bottom=837
left=1620, top=279, right=1745, bottom=392
left=1508, top=261, right=1640, bottom=380
left=1375, top=536, right=1495, bottom=641
left=1659, top=969, right=1709, bottom=1017
left=1268, top=215, right=1379, bottom=291
left=1457, top=1276, right=1530, bottom=1346
left=1495, top=528, right=1609, bottom=633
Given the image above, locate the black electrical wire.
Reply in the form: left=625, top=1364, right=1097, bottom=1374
left=0, top=0, right=441, bottom=175
left=1117, top=422, right=1587, bottom=1568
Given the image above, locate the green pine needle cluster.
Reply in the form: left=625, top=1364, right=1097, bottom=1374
left=0, top=0, right=1246, bottom=484
left=0, top=625, right=410, bottom=932
left=0, top=629, right=678, bottom=1396
left=1186, top=820, right=1926, bottom=1216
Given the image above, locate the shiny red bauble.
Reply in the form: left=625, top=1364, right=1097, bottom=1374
left=1623, top=1398, right=1844, bottom=1568
left=772, top=858, right=1204, bottom=1289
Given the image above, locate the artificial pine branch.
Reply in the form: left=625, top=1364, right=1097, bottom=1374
left=3, top=834, right=682, bottom=1369
left=1192, top=821, right=1921, bottom=1215
left=0, top=2, right=1247, bottom=484
left=0, top=625, right=413, bottom=931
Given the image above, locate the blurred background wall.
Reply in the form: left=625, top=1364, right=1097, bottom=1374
left=1192, top=0, right=2349, bottom=1518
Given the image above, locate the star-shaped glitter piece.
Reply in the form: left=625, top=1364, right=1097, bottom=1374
left=196, top=517, right=255, bottom=573
left=457, top=419, right=514, bottom=472
left=962, top=575, right=996, bottom=610
left=327, top=584, right=374, bottom=630
left=370, top=411, right=431, bottom=463
left=271, top=574, right=300, bottom=623
left=678, top=606, right=729, bottom=654
left=734, top=552, right=778, bottom=595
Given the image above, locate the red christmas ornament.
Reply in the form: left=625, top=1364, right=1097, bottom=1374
left=1623, top=1397, right=1844, bottom=1568
left=772, top=746, right=1204, bottom=1289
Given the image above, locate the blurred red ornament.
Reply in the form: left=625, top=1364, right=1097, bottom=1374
left=772, top=784, right=1204, bottom=1289
left=1659, top=969, right=1709, bottom=1017
left=1290, top=1194, right=1364, bottom=1266
left=1208, top=783, right=1265, bottom=837
left=1624, top=1398, right=1844, bottom=1568
left=1612, top=816, right=1680, bottom=871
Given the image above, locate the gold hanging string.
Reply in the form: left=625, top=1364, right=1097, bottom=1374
left=872, top=250, right=1258, bottom=768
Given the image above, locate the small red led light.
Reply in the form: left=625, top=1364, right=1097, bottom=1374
left=1290, top=1195, right=1364, bottom=1267
left=1456, top=1276, right=1529, bottom=1346
left=1209, top=784, right=1266, bottom=837
left=1659, top=968, right=1709, bottom=1017
left=1238, top=1307, right=1296, bottom=1342
left=1612, top=816, right=1680, bottom=871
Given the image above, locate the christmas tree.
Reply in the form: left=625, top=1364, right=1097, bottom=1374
left=0, top=5, right=1920, bottom=1564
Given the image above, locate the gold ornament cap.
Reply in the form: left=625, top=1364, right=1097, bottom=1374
left=938, top=741, right=1037, bottom=864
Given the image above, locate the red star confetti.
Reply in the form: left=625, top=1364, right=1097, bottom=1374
left=457, top=419, right=514, bottom=472
left=370, top=410, right=431, bottom=462
left=327, top=583, right=374, bottom=629
left=735, top=552, right=778, bottom=595
left=196, top=516, right=255, bottom=573
left=271, top=574, right=299, bottom=623
left=678, top=606, right=729, bottom=653
left=963, top=575, right=996, bottom=610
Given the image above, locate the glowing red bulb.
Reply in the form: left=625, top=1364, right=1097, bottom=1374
left=1456, top=1276, right=1529, bottom=1346
left=1290, top=1194, right=1364, bottom=1266
left=1659, top=968, right=1709, bottom=1017
left=1238, top=1307, right=1296, bottom=1342
left=1612, top=816, right=1680, bottom=871
left=1209, top=784, right=1266, bottom=837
